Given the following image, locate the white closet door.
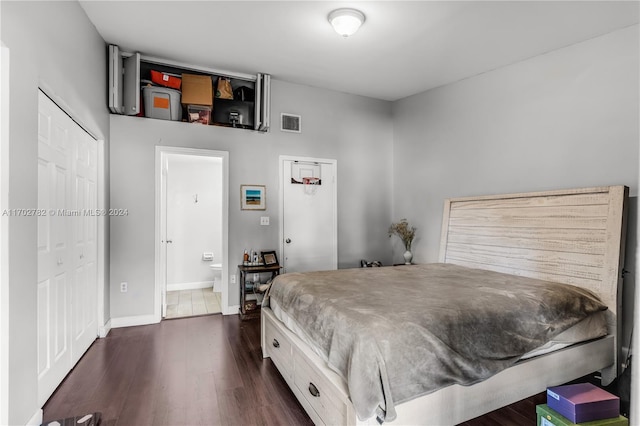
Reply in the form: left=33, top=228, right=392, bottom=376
left=37, top=91, right=98, bottom=405
left=71, top=127, right=97, bottom=364
left=37, top=91, right=73, bottom=405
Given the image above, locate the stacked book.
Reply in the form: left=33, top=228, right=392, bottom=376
left=536, top=383, right=628, bottom=426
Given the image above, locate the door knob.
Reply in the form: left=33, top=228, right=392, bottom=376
left=285, top=238, right=291, bottom=244
left=166, top=239, right=173, bottom=244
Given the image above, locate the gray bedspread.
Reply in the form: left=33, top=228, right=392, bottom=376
left=265, top=263, right=607, bottom=422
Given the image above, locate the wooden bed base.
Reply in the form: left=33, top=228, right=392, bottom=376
left=262, top=307, right=614, bottom=425
left=262, top=186, right=628, bottom=425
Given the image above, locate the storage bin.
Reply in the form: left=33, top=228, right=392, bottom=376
left=142, top=86, right=181, bottom=121
left=150, top=70, right=181, bottom=90
left=187, top=105, right=211, bottom=125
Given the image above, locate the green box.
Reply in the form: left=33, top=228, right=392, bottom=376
left=537, top=404, right=628, bottom=426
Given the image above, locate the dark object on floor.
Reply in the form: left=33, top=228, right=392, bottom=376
left=361, top=259, right=382, bottom=267
left=610, top=355, right=632, bottom=416
left=42, top=412, right=101, bottom=426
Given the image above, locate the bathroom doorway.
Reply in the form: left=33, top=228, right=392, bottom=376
left=155, top=147, right=229, bottom=320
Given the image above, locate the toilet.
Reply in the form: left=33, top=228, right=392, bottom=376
left=210, top=263, right=222, bottom=292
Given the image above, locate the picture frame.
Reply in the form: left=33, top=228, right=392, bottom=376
left=261, top=250, right=279, bottom=266
left=240, top=185, right=266, bottom=210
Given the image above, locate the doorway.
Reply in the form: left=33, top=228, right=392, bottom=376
left=279, top=156, right=338, bottom=273
left=155, top=147, right=229, bottom=320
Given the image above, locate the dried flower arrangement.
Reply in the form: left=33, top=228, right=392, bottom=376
left=388, top=219, right=416, bottom=251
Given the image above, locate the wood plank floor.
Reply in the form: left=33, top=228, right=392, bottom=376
left=43, top=314, right=552, bottom=425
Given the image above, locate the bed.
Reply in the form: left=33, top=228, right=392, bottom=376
left=261, top=186, right=628, bottom=425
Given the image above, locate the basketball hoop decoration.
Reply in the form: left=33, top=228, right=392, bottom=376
left=291, top=161, right=322, bottom=196
left=302, top=176, right=321, bottom=196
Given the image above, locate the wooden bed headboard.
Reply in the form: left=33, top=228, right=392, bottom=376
left=439, top=186, right=629, bottom=317
left=439, top=185, right=629, bottom=381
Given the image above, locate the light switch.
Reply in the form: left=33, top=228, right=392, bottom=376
left=260, top=216, right=270, bottom=226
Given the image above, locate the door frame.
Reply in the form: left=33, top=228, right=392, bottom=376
left=154, top=147, right=229, bottom=321
left=278, top=155, right=338, bottom=273
left=0, top=43, right=9, bottom=426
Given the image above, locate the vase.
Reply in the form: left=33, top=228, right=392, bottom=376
left=403, top=250, right=413, bottom=265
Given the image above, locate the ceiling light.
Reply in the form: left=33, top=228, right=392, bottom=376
left=328, top=8, right=365, bottom=37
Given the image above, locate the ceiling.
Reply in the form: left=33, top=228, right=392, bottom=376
left=80, top=1, right=639, bottom=101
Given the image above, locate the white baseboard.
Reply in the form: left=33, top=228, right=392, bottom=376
left=26, top=409, right=42, bottom=426
left=98, top=319, right=112, bottom=338
left=167, top=280, right=214, bottom=292
left=224, top=304, right=240, bottom=315
left=110, top=314, right=159, bottom=329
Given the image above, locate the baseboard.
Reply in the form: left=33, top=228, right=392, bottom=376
left=167, top=280, right=214, bottom=292
left=26, top=408, right=42, bottom=426
left=98, top=319, right=112, bottom=338
left=110, top=314, right=159, bottom=329
left=224, top=304, right=240, bottom=315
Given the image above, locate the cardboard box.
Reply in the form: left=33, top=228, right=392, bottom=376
left=547, top=383, right=620, bottom=423
left=181, top=74, right=213, bottom=106
left=537, top=404, right=628, bottom=426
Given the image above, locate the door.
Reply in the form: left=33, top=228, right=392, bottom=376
left=280, top=157, right=337, bottom=273
left=71, top=126, right=98, bottom=365
left=37, top=90, right=98, bottom=405
left=160, top=155, right=168, bottom=318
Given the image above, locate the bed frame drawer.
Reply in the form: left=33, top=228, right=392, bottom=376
left=293, top=350, right=349, bottom=426
left=264, top=317, right=293, bottom=379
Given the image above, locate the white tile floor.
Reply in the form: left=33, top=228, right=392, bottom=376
left=165, top=288, right=222, bottom=319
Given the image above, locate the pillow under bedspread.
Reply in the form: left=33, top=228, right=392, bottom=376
left=265, top=263, right=607, bottom=422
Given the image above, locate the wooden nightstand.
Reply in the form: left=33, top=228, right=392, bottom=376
left=238, top=264, right=280, bottom=320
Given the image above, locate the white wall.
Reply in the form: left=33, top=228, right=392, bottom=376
left=0, top=1, right=110, bottom=424
left=110, top=79, right=393, bottom=319
left=166, top=155, right=223, bottom=286
left=392, top=24, right=639, bottom=373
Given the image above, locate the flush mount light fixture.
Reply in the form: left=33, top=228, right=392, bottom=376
left=328, top=8, right=365, bottom=37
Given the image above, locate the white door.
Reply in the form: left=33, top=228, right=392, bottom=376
left=37, top=91, right=73, bottom=405
left=160, top=156, right=168, bottom=318
left=281, top=157, right=337, bottom=273
left=37, top=91, right=98, bottom=405
left=71, top=126, right=98, bottom=364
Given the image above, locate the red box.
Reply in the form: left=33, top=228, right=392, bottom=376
left=150, top=70, right=181, bottom=90
left=547, top=383, right=620, bottom=423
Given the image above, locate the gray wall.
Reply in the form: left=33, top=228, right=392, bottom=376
left=109, top=79, right=393, bottom=318
left=0, top=1, right=110, bottom=424
left=392, top=24, right=639, bottom=356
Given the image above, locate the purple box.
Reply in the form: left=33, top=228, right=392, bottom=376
left=547, top=383, right=620, bottom=423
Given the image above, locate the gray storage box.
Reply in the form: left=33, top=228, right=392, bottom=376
left=142, top=86, right=181, bottom=121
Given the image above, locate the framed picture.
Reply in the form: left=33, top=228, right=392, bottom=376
left=261, top=250, right=279, bottom=266
left=240, top=185, right=266, bottom=210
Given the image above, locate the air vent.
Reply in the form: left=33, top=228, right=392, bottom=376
left=281, top=113, right=301, bottom=133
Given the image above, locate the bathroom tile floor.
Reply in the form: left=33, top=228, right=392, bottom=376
left=165, top=288, right=222, bottom=319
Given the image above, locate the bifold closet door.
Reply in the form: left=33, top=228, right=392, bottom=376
left=71, top=124, right=98, bottom=365
left=37, top=90, right=97, bottom=406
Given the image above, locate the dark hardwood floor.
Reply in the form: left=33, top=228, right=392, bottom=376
left=43, top=314, right=549, bottom=425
